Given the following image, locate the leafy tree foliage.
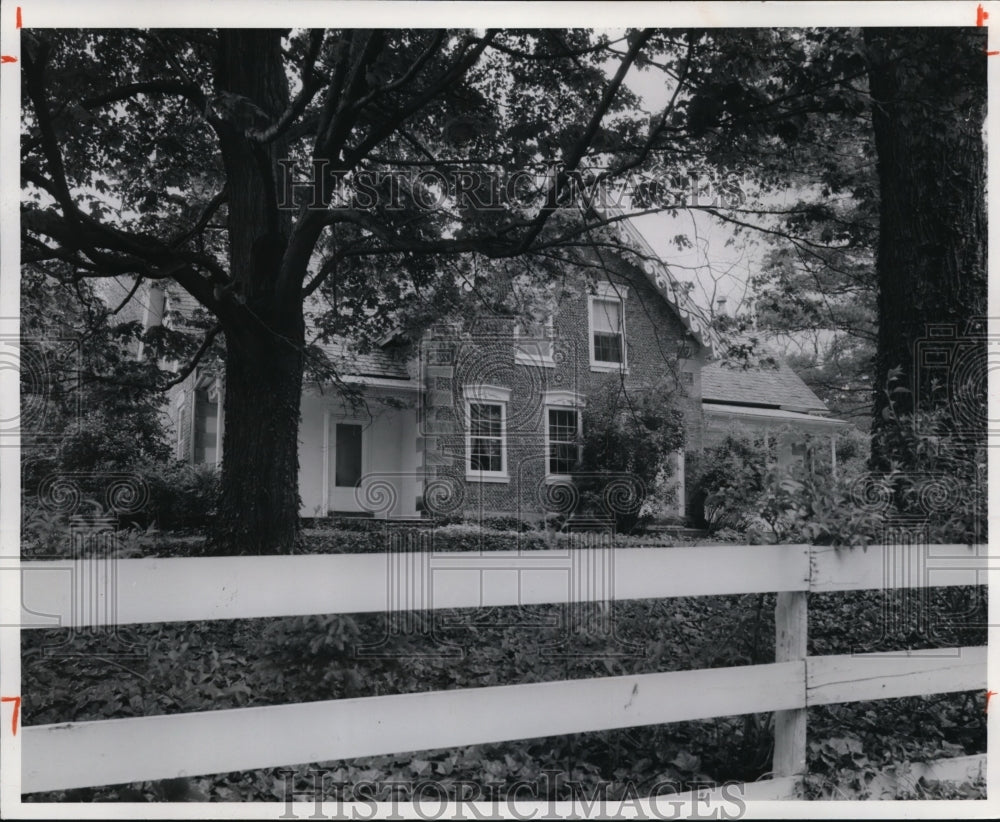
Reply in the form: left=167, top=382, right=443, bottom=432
left=22, top=26, right=985, bottom=549
left=21, top=266, right=171, bottom=497
left=575, top=377, right=685, bottom=533
left=21, top=28, right=720, bottom=552
left=678, top=27, right=986, bottom=462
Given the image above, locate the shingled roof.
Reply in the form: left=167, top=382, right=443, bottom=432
left=700, top=358, right=830, bottom=414
left=311, top=338, right=411, bottom=381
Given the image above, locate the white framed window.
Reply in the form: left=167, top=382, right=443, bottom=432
left=543, top=390, right=584, bottom=480
left=192, top=387, right=219, bottom=465
left=464, top=385, right=511, bottom=482
left=588, top=283, right=628, bottom=371
left=514, top=312, right=555, bottom=368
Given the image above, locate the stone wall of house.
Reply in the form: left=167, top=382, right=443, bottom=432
left=415, top=258, right=706, bottom=523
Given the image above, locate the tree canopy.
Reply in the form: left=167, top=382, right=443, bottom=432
left=21, top=26, right=987, bottom=550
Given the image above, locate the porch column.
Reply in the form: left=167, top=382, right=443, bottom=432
left=321, top=408, right=330, bottom=516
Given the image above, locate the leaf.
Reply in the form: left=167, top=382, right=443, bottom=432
left=409, top=759, right=432, bottom=776
left=670, top=750, right=700, bottom=772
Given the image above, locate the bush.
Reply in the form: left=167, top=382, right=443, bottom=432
left=687, top=432, right=774, bottom=532
left=575, top=377, right=685, bottom=533
left=765, top=381, right=986, bottom=547
left=140, top=461, right=220, bottom=530
left=303, top=523, right=553, bottom=554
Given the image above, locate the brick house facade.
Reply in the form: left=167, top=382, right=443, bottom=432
left=413, top=255, right=708, bottom=522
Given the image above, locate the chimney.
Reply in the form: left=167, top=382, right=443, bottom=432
left=716, top=297, right=728, bottom=316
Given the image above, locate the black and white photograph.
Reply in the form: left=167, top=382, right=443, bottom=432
left=1, top=1, right=994, bottom=817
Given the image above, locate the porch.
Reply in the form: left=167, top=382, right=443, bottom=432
left=298, top=386, right=421, bottom=519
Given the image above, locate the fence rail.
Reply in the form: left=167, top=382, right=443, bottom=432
left=16, top=541, right=989, bottom=798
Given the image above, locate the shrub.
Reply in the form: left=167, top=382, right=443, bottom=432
left=687, top=432, right=774, bottom=532
left=575, top=377, right=685, bottom=533
left=766, top=377, right=986, bottom=547
left=140, top=461, right=220, bottom=530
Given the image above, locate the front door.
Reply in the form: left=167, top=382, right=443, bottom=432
left=330, top=422, right=364, bottom=513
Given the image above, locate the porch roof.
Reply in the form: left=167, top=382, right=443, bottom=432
left=701, top=358, right=830, bottom=414
left=703, top=402, right=847, bottom=431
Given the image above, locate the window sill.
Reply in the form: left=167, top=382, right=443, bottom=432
left=515, top=352, right=556, bottom=368
left=589, top=362, right=629, bottom=374
left=544, top=474, right=575, bottom=484
left=465, top=471, right=510, bottom=484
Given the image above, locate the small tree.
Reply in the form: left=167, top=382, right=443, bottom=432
left=574, top=377, right=685, bottom=533
left=686, top=432, right=775, bottom=533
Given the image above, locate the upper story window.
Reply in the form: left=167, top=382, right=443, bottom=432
left=588, top=284, right=628, bottom=371
left=514, top=312, right=555, bottom=367
left=464, top=385, right=511, bottom=482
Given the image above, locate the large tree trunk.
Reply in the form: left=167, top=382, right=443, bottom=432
left=209, top=30, right=303, bottom=553
left=863, top=28, right=987, bottom=465
left=214, top=316, right=305, bottom=553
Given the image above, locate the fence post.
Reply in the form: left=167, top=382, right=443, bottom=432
left=773, top=589, right=808, bottom=777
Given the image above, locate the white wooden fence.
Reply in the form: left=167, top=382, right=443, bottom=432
left=16, top=541, right=989, bottom=798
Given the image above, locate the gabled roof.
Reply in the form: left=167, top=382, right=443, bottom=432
left=700, top=358, right=830, bottom=414
left=606, top=214, right=720, bottom=355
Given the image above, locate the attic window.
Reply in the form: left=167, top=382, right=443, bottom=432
left=589, top=293, right=626, bottom=369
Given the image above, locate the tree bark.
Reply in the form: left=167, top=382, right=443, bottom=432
left=863, top=28, right=987, bottom=463
left=213, top=318, right=304, bottom=554
left=208, top=30, right=304, bottom=553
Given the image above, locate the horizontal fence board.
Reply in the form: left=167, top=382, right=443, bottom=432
left=20, top=544, right=811, bottom=628
left=654, top=775, right=802, bottom=803
left=866, top=753, right=986, bottom=799
left=22, top=661, right=804, bottom=794
left=807, top=646, right=986, bottom=706
left=811, top=543, right=989, bottom=593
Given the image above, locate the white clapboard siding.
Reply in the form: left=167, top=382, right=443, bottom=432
left=811, top=543, right=987, bottom=593
left=22, top=661, right=804, bottom=794
left=807, top=646, right=986, bottom=706
left=20, top=544, right=812, bottom=629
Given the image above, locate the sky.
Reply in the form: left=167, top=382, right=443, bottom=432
left=618, top=55, right=767, bottom=321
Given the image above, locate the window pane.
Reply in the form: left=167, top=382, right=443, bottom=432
left=549, top=443, right=578, bottom=474
left=548, top=409, right=577, bottom=440
left=470, top=437, right=502, bottom=472
left=470, top=403, right=501, bottom=437
left=193, top=388, right=218, bottom=464
left=592, top=298, right=621, bottom=333
left=593, top=332, right=622, bottom=363
left=335, top=423, right=363, bottom=487
left=548, top=409, right=579, bottom=474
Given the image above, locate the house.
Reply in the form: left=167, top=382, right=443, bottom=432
left=700, top=355, right=847, bottom=471
left=153, top=223, right=843, bottom=524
